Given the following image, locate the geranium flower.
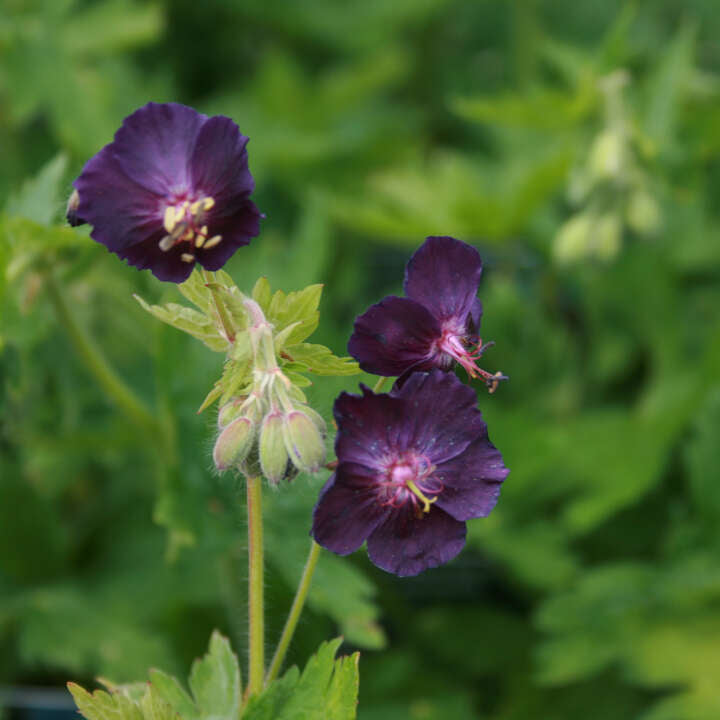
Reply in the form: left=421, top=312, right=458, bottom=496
left=348, top=236, right=505, bottom=389
left=311, top=370, right=508, bottom=576
left=69, top=102, right=261, bottom=282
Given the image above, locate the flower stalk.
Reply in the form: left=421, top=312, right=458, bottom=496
left=265, top=540, right=322, bottom=686
left=44, top=271, right=161, bottom=438
left=245, top=474, right=265, bottom=700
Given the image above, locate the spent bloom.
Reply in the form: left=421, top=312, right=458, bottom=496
left=69, top=102, right=261, bottom=282
left=311, top=370, right=508, bottom=576
left=348, top=236, right=505, bottom=390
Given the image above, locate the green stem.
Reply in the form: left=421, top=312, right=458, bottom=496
left=246, top=475, right=265, bottom=700
left=265, top=540, right=321, bottom=685
left=372, top=376, right=389, bottom=393
left=202, top=269, right=236, bottom=343
left=44, top=272, right=160, bottom=437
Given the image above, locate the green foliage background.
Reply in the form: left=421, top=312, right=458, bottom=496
left=2, top=0, right=720, bottom=718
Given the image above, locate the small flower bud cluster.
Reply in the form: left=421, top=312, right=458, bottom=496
left=212, top=299, right=326, bottom=484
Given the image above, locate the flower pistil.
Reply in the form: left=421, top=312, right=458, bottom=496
left=380, top=456, right=441, bottom=516
left=435, top=323, right=506, bottom=391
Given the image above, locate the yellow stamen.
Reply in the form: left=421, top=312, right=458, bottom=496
left=163, top=206, right=177, bottom=234
left=190, top=199, right=203, bottom=215
left=202, top=197, right=215, bottom=210
left=159, top=235, right=175, bottom=252
left=203, top=235, right=222, bottom=249
left=195, top=235, right=206, bottom=248
left=405, top=479, right=437, bottom=514
left=180, top=227, right=194, bottom=242
left=180, top=253, right=195, bottom=263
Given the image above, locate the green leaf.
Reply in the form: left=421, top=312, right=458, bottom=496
left=139, top=685, right=176, bottom=720
left=251, top=277, right=272, bottom=313
left=643, top=21, right=697, bottom=151
left=266, top=284, right=323, bottom=346
left=283, top=343, right=359, bottom=377
left=6, top=154, right=68, bottom=225
left=177, top=270, right=214, bottom=314
left=68, top=684, right=143, bottom=720
left=187, top=631, right=242, bottom=720
left=244, top=639, right=359, bottom=720
left=63, top=0, right=163, bottom=56
left=685, top=387, right=720, bottom=526
left=133, top=295, right=228, bottom=352
left=148, top=670, right=197, bottom=720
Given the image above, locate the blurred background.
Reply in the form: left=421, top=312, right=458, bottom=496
left=2, top=0, right=720, bottom=718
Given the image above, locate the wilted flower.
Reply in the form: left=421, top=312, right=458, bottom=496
left=70, top=102, right=261, bottom=282
left=348, top=236, right=505, bottom=389
left=311, top=370, right=508, bottom=576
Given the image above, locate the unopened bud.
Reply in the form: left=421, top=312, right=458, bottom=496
left=626, top=189, right=660, bottom=236
left=66, top=189, right=85, bottom=227
left=217, top=397, right=247, bottom=429
left=593, top=213, right=621, bottom=261
left=283, top=409, right=326, bottom=473
left=213, top=416, right=254, bottom=471
left=259, top=411, right=288, bottom=485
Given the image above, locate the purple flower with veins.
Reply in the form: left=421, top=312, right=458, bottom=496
left=348, top=236, right=505, bottom=390
left=69, top=102, right=261, bottom=282
left=311, top=370, right=508, bottom=576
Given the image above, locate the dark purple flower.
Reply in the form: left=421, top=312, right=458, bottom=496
left=311, top=370, right=508, bottom=576
left=70, top=102, right=261, bottom=282
left=348, top=236, right=505, bottom=389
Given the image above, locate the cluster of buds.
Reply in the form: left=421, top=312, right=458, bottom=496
left=212, top=298, right=326, bottom=484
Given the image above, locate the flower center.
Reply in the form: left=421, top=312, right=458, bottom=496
left=380, top=455, right=442, bottom=516
left=159, top=195, right=223, bottom=263
left=436, top=321, right=506, bottom=392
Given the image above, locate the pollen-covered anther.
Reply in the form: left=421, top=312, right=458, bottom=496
left=203, top=235, right=223, bottom=249
left=158, top=195, right=216, bottom=253
left=181, top=253, right=195, bottom=263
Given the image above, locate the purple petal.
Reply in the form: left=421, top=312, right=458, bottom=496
left=366, top=504, right=466, bottom=576
left=197, top=200, right=262, bottom=271
left=434, top=435, right=509, bottom=488
left=333, top=387, right=407, bottom=468
left=468, top=297, right=483, bottom=337
left=312, top=465, right=390, bottom=555
left=190, top=116, right=255, bottom=212
left=432, top=433, right=508, bottom=521
left=116, top=235, right=195, bottom=282
left=348, top=296, right=440, bottom=376
left=434, top=482, right=502, bottom=522
left=403, top=236, right=483, bottom=323
left=74, top=148, right=163, bottom=252
left=111, top=102, right=207, bottom=195
left=391, top=370, right=488, bottom=463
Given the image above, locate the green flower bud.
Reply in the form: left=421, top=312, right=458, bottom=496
left=213, top=416, right=255, bottom=471
left=259, top=411, right=289, bottom=485
left=300, top=405, right=327, bottom=435
left=282, top=408, right=326, bottom=473
left=554, top=213, right=592, bottom=264
left=588, top=130, right=623, bottom=182
left=626, top=188, right=660, bottom=236
left=593, top=213, right=621, bottom=261
left=217, top=397, right=247, bottom=429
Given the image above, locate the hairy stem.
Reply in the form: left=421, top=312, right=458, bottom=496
left=246, top=475, right=265, bottom=699
left=265, top=540, right=322, bottom=685
left=45, top=272, right=160, bottom=437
